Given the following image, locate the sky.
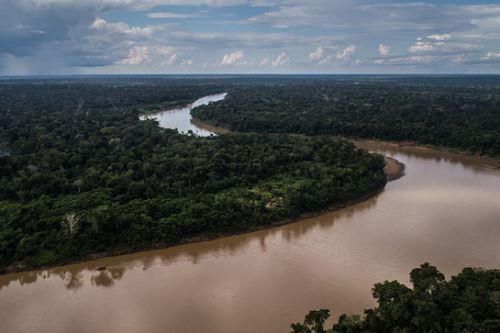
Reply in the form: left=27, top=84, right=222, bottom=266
left=1, top=0, right=500, bottom=75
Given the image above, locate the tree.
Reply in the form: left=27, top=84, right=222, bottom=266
left=294, top=264, right=500, bottom=333
left=61, top=213, right=80, bottom=238
left=291, top=309, right=330, bottom=333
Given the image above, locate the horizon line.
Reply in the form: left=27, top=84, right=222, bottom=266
left=2, top=73, right=500, bottom=78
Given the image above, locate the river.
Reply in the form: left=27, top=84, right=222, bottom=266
left=1, top=96, right=500, bottom=333
left=138, top=93, right=228, bottom=136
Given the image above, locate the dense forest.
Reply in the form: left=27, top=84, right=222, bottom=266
left=291, top=263, right=500, bottom=333
left=0, top=78, right=386, bottom=271
left=2, top=75, right=498, bottom=271
left=193, top=76, right=500, bottom=156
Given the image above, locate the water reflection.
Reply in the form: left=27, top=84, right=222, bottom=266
left=139, top=93, right=227, bottom=136
left=0, top=191, right=381, bottom=292
left=91, top=267, right=125, bottom=288
left=63, top=271, right=84, bottom=290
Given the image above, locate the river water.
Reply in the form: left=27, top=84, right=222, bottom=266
left=1, top=98, right=500, bottom=333
left=138, top=93, right=227, bottom=136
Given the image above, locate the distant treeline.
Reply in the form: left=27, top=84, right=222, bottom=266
left=192, top=76, right=500, bottom=156
left=0, top=79, right=386, bottom=270
left=291, top=263, right=500, bottom=333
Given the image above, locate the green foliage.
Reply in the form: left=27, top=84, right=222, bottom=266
left=291, top=309, right=331, bottom=333
left=0, top=78, right=386, bottom=269
left=291, top=264, right=500, bottom=333
left=193, top=76, right=500, bottom=157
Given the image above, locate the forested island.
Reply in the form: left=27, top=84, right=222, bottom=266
left=193, top=76, right=500, bottom=157
left=291, top=263, right=500, bottom=333
left=0, top=78, right=386, bottom=271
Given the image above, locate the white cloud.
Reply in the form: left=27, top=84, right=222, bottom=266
left=247, top=2, right=500, bottom=33
left=318, top=55, right=333, bottom=65
left=119, top=46, right=150, bottom=65
left=90, top=18, right=153, bottom=38
left=482, top=51, right=500, bottom=60
left=260, top=57, right=270, bottom=66
left=409, top=40, right=436, bottom=53
left=272, top=52, right=289, bottom=66
left=156, top=46, right=175, bottom=55
left=308, top=44, right=359, bottom=65
left=180, top=58, right=193, bottom=66
left=220, top=50, right=245, bottom=65
left=378, top=43, right=390, bottom=56
left=309, top=46, right=324, bottom=62
left=163, top=53, right=178, bottom=65
left=27, top=0, right=269, bottom=9
left=336, top=45, right=356, bottom=60
left=147, top=12, right=201, bottom=19
left=380, top=52, right=477, bottom=66
left=91, top=18, right=107, bottom=29
left=409, top=33, right=480, bottom=57
left=3, top=0, right=500, bottom=74
left=427, top=34, right=451, bottom=41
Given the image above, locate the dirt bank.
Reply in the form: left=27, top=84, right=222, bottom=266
left=384, top=156, right=405, bottom=181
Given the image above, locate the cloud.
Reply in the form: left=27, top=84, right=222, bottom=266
left=408, top=36, right=480, bottom=55
left=0, top=1, right=97, bottom=57
left=2, top=0, right=500, bottom=74
left=90, top=18, right=152, bottom=38
left=24, top=0, right=272, bottom=9
left=427, top=34, right=451, bottom=41
left=119, top=46, right=151, bottom=65
left=157, top=46, right=179, bottom=65
left=482, top=51, right=500, bottom=61
left=336, top=45, right=356, bottom=60
left=378, top=43, right=390, bottom=56
left=221, top=50, right=245, bottom=65
left=147, top=12, right=202, bottom=19
left=272, top=52, right=289, bottom=66
left=373, top=52, right=489, bottom=67
left=248, top=0, right=500, bottom=52
left=308, top=44, right=359, bottom=65
left=163, top=53, right=178, bottom=65
left=309, top=46, right=324, bottom=62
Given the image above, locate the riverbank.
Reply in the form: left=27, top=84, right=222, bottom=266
left=352, top=139, right=500, bottom=171
left=4, top=155, right=400, bottom=275
left=384, top=156, right=405, bottom=181
left=190, top=115, right=499, bottom=171
left=190, top=117, right=230, bottom=134
left=4, top=182, right=389, bottom=275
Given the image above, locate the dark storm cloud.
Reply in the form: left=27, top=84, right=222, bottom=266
left=0, top=1, right=98, bottom=56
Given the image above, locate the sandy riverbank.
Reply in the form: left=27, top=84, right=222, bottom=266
left=384, top=156, right=405, bottom=181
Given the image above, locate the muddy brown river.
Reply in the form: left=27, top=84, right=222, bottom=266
left=1, top=98, right=500, bottom=333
